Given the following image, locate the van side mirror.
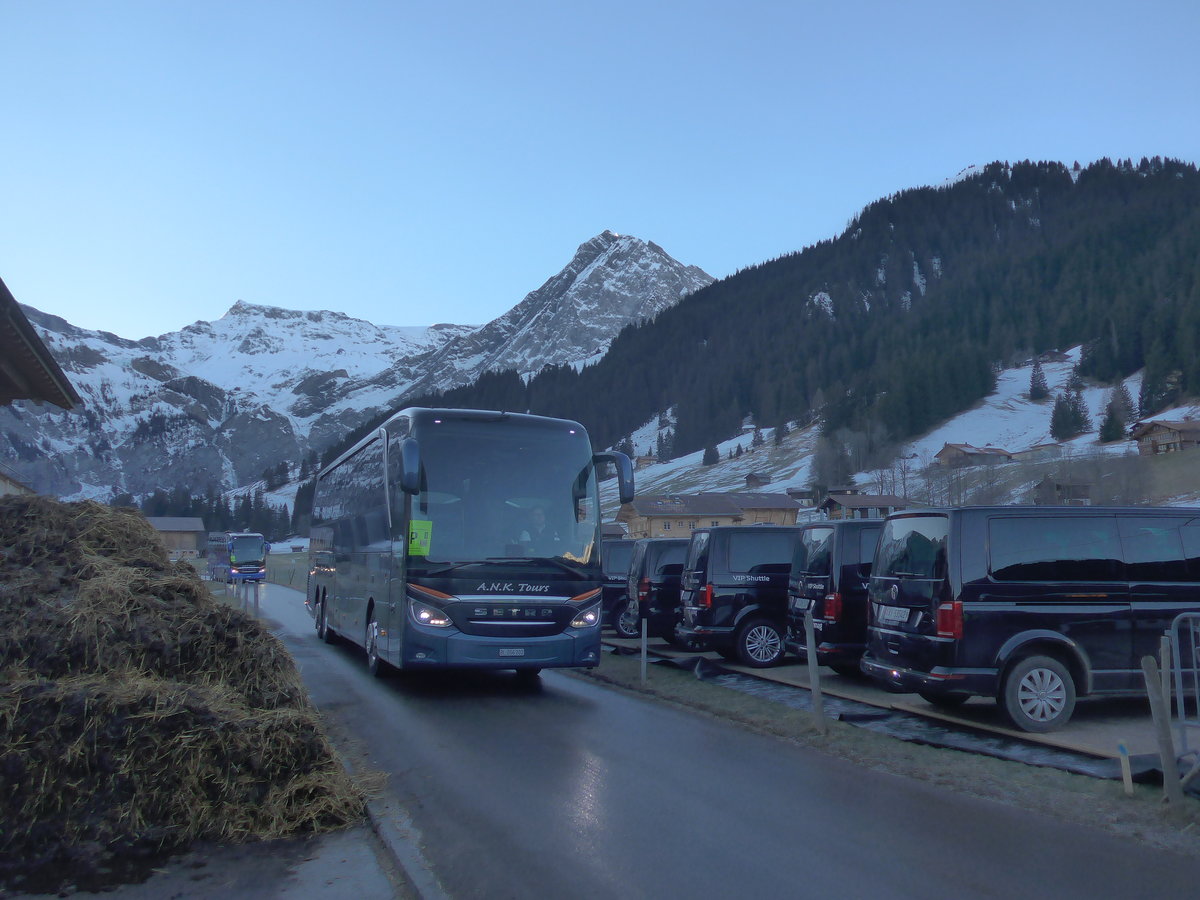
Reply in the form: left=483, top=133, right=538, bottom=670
left=594, top=451, right=635, bottom=505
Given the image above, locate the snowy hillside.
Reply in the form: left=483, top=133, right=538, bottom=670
left=601, top=348, right=1197, bottom=515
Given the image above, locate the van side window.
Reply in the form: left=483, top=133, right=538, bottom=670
left=859, top=528, right=888, bottom=578
left=1119, top=518, right=1196, bottom=582
left=989, top=517, right=1122, bottom=581
left=728, top=532, right=794, bottom=574
left=858, top=528, right=882, bottom=566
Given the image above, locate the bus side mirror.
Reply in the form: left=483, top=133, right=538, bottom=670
left=594, top=451, right=635, bottom=505
left=399, top=437, right=421, bottom=495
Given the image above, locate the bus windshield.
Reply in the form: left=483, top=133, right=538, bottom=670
left=230, top=535, right=266, bottom=562
left=405, top=417, right=599, bottom=575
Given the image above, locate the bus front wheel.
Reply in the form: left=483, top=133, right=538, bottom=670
left=366, top=613, right=388, bottom=677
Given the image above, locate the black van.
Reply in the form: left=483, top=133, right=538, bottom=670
left=625, top=537, right=690, bottom=641
left=784, top=520, right=882, bottom=677
left=860, top=506, right=1200, bottom=732
left=676, top=525, right=803, bottom=667
left=600, top=539, right=637, bottom=638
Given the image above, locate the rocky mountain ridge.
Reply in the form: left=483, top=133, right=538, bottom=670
left=1, top=232, right=711, bottom=499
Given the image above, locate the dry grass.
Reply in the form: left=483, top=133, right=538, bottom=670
left=0, top=496, right=364, bottom=893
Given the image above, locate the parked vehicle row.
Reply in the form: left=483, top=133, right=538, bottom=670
left=603, top=504, right=1200, bottom=733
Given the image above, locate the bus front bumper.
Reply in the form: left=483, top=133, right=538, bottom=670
left=402, top=629, right=601, bottom=669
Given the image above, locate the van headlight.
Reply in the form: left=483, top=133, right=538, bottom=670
left=411, top=602, right=453, bottom=628
left=570, top=602, right=602, bottom=629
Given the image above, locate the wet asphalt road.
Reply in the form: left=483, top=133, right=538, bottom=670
left=253, top=584, right=1200, bottom=899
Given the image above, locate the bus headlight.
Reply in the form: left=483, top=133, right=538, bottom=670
left=411, top=602, right=453, bottom=628
left=570, top=602, right=601, bottom=629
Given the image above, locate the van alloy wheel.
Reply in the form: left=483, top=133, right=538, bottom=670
left=1002, top=655, right=1076, bottom=733
left=736, top=618, right=784, bottom=668
left=612, top=599, right=641, bottom=639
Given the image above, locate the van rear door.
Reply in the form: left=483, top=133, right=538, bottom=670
left=1121, top=515, right=1200, bottom=688
left=870, top=514, right=949, bottom=620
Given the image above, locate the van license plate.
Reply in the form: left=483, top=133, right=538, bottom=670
left=877, top=605, right=909, bottom=626
left=499, top=648, right=525, bottom=657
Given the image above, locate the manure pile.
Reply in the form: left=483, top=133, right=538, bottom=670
left=0, top=495, right=364, bottom=892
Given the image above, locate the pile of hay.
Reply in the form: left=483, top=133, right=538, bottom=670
left=0, top=495, right=364, bottom=892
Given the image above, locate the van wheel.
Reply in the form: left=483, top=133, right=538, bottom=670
left=1002, top=655, right=1076, bottom=733
left=611, top=599, right=641, bottom=639
left=919, top=690, right=970, bottom=708
left=735, top=618, right=784, bottom=668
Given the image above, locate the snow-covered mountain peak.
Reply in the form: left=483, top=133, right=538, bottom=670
left=3, top=232, right=711, bottom=502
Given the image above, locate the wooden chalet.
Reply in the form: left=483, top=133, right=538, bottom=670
left=1, top=275, right=81, bottom=411
left=1130, top=420, right=1200, bottom=456
left=1033, top=475, right=1092, bottom=506
left=616, top=491, right=802, bottom=539
left=146, top=517, right=209, bottom=560
left=819, top=493, right=908, bottom=520
left=934, top=443, right=1013, bottom=468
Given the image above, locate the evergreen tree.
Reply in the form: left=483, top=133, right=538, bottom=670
left=702, top=445, right=719, bottom=466
left=774, top=420, right=790, bottom=446
left=655, top=430, right=675, bottom=463
left=1050, top=392, right=1092, bottom=440
left=1029, top=359, right=1050, bottom=401
left=1112, top=382, right=1135, bottom=423
left=751, top=427, right=764, bottom=448
left=1070, top=390, right=1093, bottom=433
left=1098, top=392, right=1127, bottom=443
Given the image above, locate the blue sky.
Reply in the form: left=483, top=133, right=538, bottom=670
left=2, top=1, right=1198, bottom=340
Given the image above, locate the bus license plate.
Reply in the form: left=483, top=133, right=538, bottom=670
left=877, top=605, right=909, bottom=626
left=499, top=648, right=525, bottom=657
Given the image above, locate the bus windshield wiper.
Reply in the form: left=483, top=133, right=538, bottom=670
left=423, top=562, right=482, bottom=576
left=486, top=556, right=586, bottom=575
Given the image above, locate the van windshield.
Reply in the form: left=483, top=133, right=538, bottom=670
left=875, top=515, right=948, bottom=579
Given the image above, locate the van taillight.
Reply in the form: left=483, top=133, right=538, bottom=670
left=638, top=577, right=650, bottom=603
left=823, top=592, right=842, bottom=622
left=936, top=600, right=963, bottom=639
left=702, top=584, right=713, bottom=608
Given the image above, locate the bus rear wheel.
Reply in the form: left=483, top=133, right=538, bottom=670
left=316, top=599, right=336, bottom=644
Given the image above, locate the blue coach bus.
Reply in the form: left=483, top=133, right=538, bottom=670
left=307, top=407, right=634, bottom=678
